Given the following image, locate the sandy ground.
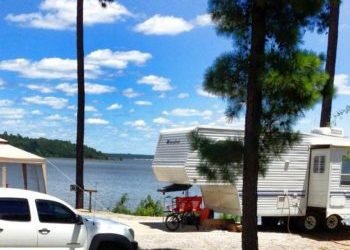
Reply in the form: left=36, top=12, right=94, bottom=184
left=81, top=211, right=350, bottom=250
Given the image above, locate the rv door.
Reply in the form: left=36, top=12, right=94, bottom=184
left=308, top=148, right=330, bottom=208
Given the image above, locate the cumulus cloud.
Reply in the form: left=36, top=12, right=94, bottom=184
left=0, top=99, right=13, bottom=107
left=0, top=49, right=151, bottom=80
left=134, top=15, right=193, bottom=35
left=0, top=107, right=25, bottom=119
left=334, top=74, right=350, bottom=95
left=86, top=117, right=109, bottom=125
left=163, top=108, right=213, bottom=119
left=124, top=119, right=149, bottom=131
left=134, top=100, right=152, bottom=106
left=153, top=117, right=170, bottom=125
left=45, top=114, right=71, bottom=122
left=23, top=95, right=68, bottom=109
left=138, top=75, right=173, bottom=91
left=56, top=82, right=115, bottom=95
left=85, top=105, right=97, bottom=112
left=107, top=103, right=122, bottom=110
left=26, top=84, right=54, bottom=93
left=31, top=110, right=43, bottom=115
left=6, top=0, right=131, bottom=30
left=196, top=87, right=216, bottom=98
left=134, top=13, right=212, bottom=36
left=122, top=88, right=141, bottom=98
left=177, top=92, right=189, bottom=99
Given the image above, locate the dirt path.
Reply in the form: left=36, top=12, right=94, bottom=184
left=82, top=212, right=350, bottom=250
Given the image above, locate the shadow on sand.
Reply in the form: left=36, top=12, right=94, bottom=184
left=140, top=221, right=209, bottom=233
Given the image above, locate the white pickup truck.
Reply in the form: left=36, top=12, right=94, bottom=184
left=0, top=188, right=138, bottom=250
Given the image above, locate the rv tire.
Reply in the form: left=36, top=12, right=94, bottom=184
left=261, top=217, right=279, bottom=228
left=300, top=212, right=320, bottom=232
left=324, top=214, right=342, bottom=232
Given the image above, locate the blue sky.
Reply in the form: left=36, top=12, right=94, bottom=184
left=0, top=0, right=349, bottom=154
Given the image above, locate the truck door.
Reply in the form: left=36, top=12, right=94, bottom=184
left=308, top=148, right=330, bottom=208
left=35, top=199, right=86, bottom=249
left=0, top=198, right=37, bottom=248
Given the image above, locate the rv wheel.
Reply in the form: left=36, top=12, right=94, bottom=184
left=301, top=213, right=319, bottom=232
left=325, top=214, right=341, bottom=231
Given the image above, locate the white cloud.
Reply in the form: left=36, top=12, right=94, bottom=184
left=163, top=108, right=213, bottom=119
left=0, top=49, right=151, bottom=80
left=45, top=114, right=70, bottom=122
left=196, top=87, right=216, bottom=98
left=153, top=117, right=170, bottom=125
left=31, top=109, right=43, bottom=115
left=56, top=82, right=115, bottom=95
left=134, top=15, right=193, bottom=35
left=85, top=105, right=97, bottom=112
left=23, top=95, right=68, bottom=109
left=86, top=117, right=109, bottom=125
left=122, top=88, right=141, bottom=98
left=6, top=0, right=131, bottom=30
left=134, top=13, right=212, bottom=36
left=124, top=119, right=149, bottom=131
left=0, top=99, right=13, bottom=107
left=177, top=92, right=189, bottom=99
left=134, top=100, right=152, bottom=106
left=107, top=103, right=122, bottom=110
left=193, top=14, right=213, bottom=27
left=138, top=75, right=173, bottom=91
left=0, top=107, right=25, bottom=119
left=334, top=74, right=350, bottom=95
left=26, top=84, right=54, bottom=93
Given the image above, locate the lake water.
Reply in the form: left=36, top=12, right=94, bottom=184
left=46, top=158, right=198, bottom=211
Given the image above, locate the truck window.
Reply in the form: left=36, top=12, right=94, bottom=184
left=341, top=155, right=350, bottom=185
left=36, top=199, right=76, bottom=224
left=313, top=155, right=325, bottom=173
left=0, top=198, right=30, bottom=222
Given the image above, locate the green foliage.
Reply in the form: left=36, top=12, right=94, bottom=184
left=112, top=193, right=131, bottom=214
left=332, top=105, right=350, bottom=126
left=0, top=132, right=107, bottom=159
left=134, top=195, right=163, bottom=216
left=112, top=194, right=163, bottom=217
left=220, top=213, right=241, bottom=223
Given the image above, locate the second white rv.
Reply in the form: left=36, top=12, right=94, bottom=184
left=152, top=126, right=350, bottom=231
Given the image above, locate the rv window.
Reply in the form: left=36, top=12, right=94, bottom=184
left=313, top=155, right=325, bottom=173
left=340, top=155, right=350, bottom=185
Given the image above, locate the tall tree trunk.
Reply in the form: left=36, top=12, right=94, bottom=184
left=242, top=1, right=266, bottom=250
left=320, top=0, right=340, bottom=127
left=76, top=0, right=85, bottom=209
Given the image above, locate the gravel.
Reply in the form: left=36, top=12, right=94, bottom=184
left=82, top=212, right=350, bottom=250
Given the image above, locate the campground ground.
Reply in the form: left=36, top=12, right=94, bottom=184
left=81, top=211, right=350, bottom=250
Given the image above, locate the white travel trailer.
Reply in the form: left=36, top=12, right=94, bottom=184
left=152, top=126, right=350, bottom=231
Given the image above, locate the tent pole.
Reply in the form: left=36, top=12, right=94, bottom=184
left=22, top=164, right=28, bottom=190
left=42, top=163, right=48, bottom=193
left=2, top=163, right=6, bottom=188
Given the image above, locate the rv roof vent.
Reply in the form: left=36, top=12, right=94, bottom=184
left=311, top=127, right=344, bottom=137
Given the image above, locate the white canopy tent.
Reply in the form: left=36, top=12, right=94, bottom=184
left=0, top=138, right=47, bottom=193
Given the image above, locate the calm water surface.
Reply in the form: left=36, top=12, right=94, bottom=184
left=46, top=158, right=197, bottom=210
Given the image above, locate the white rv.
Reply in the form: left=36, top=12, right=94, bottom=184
left=152, top=126, right=350, bottom=231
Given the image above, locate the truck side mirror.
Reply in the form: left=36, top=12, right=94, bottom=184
left=75, top=215, right=84, bottom=225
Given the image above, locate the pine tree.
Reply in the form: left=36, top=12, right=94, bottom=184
left=194, top=1, right=328, bottom=249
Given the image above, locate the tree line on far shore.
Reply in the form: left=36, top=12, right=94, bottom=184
left=0, top=132, right=153, bottom=160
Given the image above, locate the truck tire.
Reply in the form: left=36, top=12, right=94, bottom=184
left=324, top=214, right=342, bottom=232
left=98, top=240, right=133, bottom=250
